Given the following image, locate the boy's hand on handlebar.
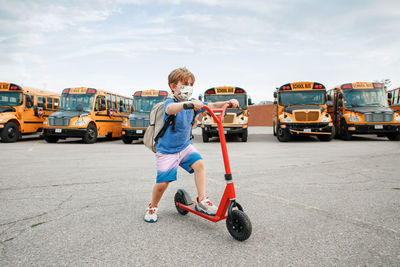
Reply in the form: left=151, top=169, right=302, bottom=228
left=228, top=99, right=239, bottom=108
left=189, top=99, right=204, bottom=111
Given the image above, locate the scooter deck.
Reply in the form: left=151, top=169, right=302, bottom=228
left=176, top=202, right=227, bottom=223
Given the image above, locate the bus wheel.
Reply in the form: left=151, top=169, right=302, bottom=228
left=122, top=136, right=133, bottom=144
left=241, top=128, right=248, bottom=142
left=273, top=121, right=277, bottom=136
left=387, top=133, right=400, bottom=141
left=277, top=127, right=290, bottom=142
left=340, top=121, right=352, bottom=140
left=1, top=122, right=19, bottom=143
left=44, top=136, right=59, bottom=143
left=317, top=128, right=335, bottom=142
left=83, top=123, right=97, bottom=144
left=202, top=129, right=209, bottom=143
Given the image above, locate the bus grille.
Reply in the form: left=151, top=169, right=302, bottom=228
left=49, top=117, right=70, bottom=126
left=364, top=113, right=393, bottom=122
left=223, top=114, right=235, bottom=124
left=129, top=118, right=149, bottom=127
left=294, top=111, right=320, bottom=122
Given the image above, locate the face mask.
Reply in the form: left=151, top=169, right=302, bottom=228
left=177, top=85, right=193, bottom=101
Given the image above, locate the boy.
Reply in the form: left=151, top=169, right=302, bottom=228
left=144, top=67, right=239, bottom=223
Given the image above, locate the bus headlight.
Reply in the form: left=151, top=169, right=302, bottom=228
left=348, top=116, right=361, bottom=122
left=281, top=117, right=292, bottom=123
left=395, top=114, right=400, bottom=121
left=43, top=120, right=47, bottom=125
left=122, top=121, right=128, bottom=127
left=74, top=121, right=87, bottom=126
left=237, top=121, right=244, bottom=124
left=321, top=117, right=331, bottom=122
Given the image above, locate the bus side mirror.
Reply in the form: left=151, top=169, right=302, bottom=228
left=388, top=92, right=392, bottom=99
left=273, top=92, right=277, bottom=98
left=339, top=92, right=344, bottom=99
left=198, top=95, right=203, bottom=101
left=338, top=100, right=343, bottom=106
left=248, top=98, right=253, bottom=105
left=273, top=100, right=277, bottom=105
left=327, top=95, right=332, bottom=101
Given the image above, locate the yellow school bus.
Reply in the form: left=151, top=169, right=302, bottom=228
left=201, top=86, right=252, bottom=142
left=327, top=82, right=400, bottom=140
left=43, top=87, right=132, bottom=143
left=272, top=82, right=334, bottom=142
left=0, top=82, right=60, bottom=142
left=121, top=89, right=168, bottom=144
left=387, top=87, right=400, bottom=112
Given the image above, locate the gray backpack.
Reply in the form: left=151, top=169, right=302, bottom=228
left=143, top=97, right=197, bottom=153
left=143, top=98, right=177, bottom=153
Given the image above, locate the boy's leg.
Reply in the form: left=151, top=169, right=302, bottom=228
left=151, top=182, right=169, bottom=208
left=191, top=160, right=206, bottom=201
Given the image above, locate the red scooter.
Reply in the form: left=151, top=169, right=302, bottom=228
left=174, top=103, right=252, bottom=241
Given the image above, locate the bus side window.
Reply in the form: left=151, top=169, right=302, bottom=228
left=129, top=99, right=133, bottom=112
left=113, top=95, right=117, bottom=110
left=95, top=96, right=106, bottom=111
left=119, top=98, right=124, bottom=112
left=47, top=97, right=53, bottom=110
left=37, top=96, right=46, bottom=109
left=54, top=98, right=59, bottom=110
left=25, top=94, right=34, bottom=108
left=107, top=94, right=112, bottom=110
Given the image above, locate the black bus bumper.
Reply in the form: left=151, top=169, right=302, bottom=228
left=123, top=129, right=145, bottom=138
left=43, top=128, right=87, bottom=138
left=346, top=124, right=400, bottom=135
left=203, top=126, right=246, bottom=136
left=283, top=123, right=333, bottom=135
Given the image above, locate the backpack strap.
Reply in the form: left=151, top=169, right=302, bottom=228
left=154, top=97, right=178, bottom=142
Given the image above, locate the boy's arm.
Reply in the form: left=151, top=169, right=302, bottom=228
left=165, top=102, right=185, bottom=115
left=208, top=99, right=239, bottom=109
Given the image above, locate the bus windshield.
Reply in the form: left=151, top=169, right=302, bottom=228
left=343, top=88, right=388, bottom=108
left=134, top=96, right=165, bottom=113
left=61, top=94, right=94, bottom=112
left=0, top=92, right=23, bottom=106
left=204, top=94, right=246, bottom=108
left=279, top=91, right=325, bottom=106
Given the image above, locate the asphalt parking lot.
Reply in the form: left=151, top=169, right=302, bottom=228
left=0, top=127, right=399, bottom=266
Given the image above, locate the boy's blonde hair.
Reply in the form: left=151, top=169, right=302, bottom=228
left=168, top=67, right=195, bottom=88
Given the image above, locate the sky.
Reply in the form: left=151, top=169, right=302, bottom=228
left=0, top=0, right=399, bottom=103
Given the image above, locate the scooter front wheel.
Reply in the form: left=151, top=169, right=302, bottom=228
left=174, top=190, right=189, bottom=215
left=226, top=210, right=252, bottom=241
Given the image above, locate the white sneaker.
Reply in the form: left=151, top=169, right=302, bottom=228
left=144, top=203, right=158, bottom=223
left=195, top=197, right=218, bottom=216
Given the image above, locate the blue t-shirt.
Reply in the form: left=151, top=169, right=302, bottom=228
left=156, top=98, right=207, bottom=154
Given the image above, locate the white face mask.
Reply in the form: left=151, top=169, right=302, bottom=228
left=177, top=85, right=193, bottom=101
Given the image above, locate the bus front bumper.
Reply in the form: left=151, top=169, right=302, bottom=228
left=43, top=128, right=87, bottom=138
left=282, top=123, right=333, bottom=135
left=122, top=129, right=146, bottom=138
left=203, top=126, right=246, bottom=136
left=345, top=124, right=400, bottom=134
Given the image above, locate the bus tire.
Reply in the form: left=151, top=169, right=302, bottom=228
left=83, top=123, right=97, bottom=144
left=122, top=136, right=133, bottom=144
left=317, top=128, right=335, bottom=142
left=387, top=133, right=400, bottom=141
left=1, top=121, right=19, bottom=143
left=241, top=128, right=248, bottom=142
left=277, top=127, right=290, bottom=142
left=273, top=121, right=277, bottom=136
left=44, top=136, right=59, bottom=143
left=202, top=129, right=209, bottom=143
left=340, top=121, right=352, bottom=140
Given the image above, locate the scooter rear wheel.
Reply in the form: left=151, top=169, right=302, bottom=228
left=174, top=190, right=189, bottom=215
left=226, top=210, right=252, bottom=241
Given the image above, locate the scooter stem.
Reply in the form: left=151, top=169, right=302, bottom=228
left=203, top=104, right=232, bottom=178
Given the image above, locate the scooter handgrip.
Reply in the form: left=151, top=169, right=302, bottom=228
left=183, top=103, right=194, bottom=109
